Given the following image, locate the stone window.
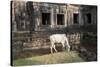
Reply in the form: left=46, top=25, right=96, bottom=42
left=73, top=13, right=79, bottom=24
left=86, top=13, right=91, bottom=24
left=57, top=14, right=64, bottom=25
left=42, top=13, right=51, bottom=25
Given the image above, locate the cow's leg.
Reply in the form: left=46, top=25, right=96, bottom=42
left=50, top=46, right=53, bottom=54
left=50, top=42, right=54, bottom=54
left=66, top=39, right=70, bottom=52
left=53, top=44, right=58, bottom=53
left=67, top=42, right=70, bottom=52
left=62, top=42, right=65, bottom=51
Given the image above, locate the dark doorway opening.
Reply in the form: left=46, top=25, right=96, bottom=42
left=73, top=13, right=79, bottom=24
left=42, top=13, right=51, bottom=25
left=86, top=13, right=91, bottom=24
left=57, top=14, right=64, bottom=25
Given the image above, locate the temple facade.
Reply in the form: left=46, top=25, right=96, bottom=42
left=11, top=1, right=97, bottom=32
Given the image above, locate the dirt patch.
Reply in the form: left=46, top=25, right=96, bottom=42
left=13, top=46, right=63, bottom=60
left=78, top=43, right=97, bottom=61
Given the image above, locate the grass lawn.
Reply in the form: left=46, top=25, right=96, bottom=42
left=13, top=51, right=84, bottom=66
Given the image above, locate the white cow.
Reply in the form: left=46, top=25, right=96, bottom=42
left=49, top=34, right=70, bottom=53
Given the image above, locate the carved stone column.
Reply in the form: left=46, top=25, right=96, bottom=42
left=65, top=6, right=67, bottom=27
left=79, top=7, right=84, bottom=25
left=51, top=8, right=54, bottom=28
left=12, top=1, right=17, bottom=32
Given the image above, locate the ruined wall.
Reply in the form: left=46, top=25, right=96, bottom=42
left=11, top=1, right=97, bottom=32
left=11, top=1, right=97, bottom=52
left=11, top=1, right=33, bottom=32
left=32, top=2, right=67, bottom=31
left=80, top=5, right=97, bottom=25
left=21, top=31, right=83, bottom=50
left=11, top=1, right=81, bottom=32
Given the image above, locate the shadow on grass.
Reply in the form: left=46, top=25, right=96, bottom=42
left=12, top=46, right=64, bottom=60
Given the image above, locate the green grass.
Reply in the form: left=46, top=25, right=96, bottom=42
left=13, top=51, right=84, bottom=66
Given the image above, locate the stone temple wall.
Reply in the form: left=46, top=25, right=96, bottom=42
left=12, top=31, right=83, bottom=52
